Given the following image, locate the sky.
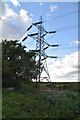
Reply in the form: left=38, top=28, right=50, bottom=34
left=0, top=0, right=79, bottom=82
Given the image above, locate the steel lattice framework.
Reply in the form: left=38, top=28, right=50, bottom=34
left=22, top=16, right=59, bottom=82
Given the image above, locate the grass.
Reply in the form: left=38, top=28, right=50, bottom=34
left=2, top=82, right=80, bottom=119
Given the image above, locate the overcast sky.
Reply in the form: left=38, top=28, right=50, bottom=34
left=0, top=0, right=79, bottom=82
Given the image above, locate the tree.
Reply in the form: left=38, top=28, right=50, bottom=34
left=2, top=40, right=38, bottom=88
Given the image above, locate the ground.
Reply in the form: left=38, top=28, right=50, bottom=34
left=2, top=82, right=80, bottom=119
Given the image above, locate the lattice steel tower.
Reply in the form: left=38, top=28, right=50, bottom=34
left=22, top=16, right=59, bottom=82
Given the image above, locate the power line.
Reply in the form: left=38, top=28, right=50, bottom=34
left=43, top=10, right=78, bottom=23
left=58, top=46, right=77, bottom=49
left=56, top=24, right=78, bottom=32
left=21, top=10, right=78, bottom=44
left=46, top=24, right=78, bottom=41
left=21, top=10, right=78, bottom=83
left=41, top=3, right=77, bottom=17
left=22, top=23, right=78, bottom=52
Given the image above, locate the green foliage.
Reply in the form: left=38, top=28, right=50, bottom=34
left=2, top=83, right=80, bottom=118
left=2, top=40, right=38, bottom=88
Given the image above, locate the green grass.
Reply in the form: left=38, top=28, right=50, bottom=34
left=2, top=83, right=80, bottom=119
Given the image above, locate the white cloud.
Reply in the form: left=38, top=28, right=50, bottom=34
left=72, top=40, right=80, bottom=45
left=46, top=4, right=58, bottom=20
left=50, top=5, right=58, bottom=13
left=10, top=0, right=20, bottom=7
left=0, top=3, right=32, bottom=40
left=31, top=13, right=34, bottom=17
left=40, top=2, right=43, bottom=6
left=19, top=9, right=30, bottom=22
left=43, top=51, right=79, bottom=82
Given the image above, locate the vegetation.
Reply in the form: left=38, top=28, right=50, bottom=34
left=2, top=83, right=80, bottom=119
left=2, top=40, right=80, bottom=119
left=2, top=40, right=38, bottom=88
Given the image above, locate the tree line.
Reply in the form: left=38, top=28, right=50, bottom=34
left=2, top=40, right=39, bottom=88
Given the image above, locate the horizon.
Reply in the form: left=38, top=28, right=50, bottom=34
left=0, top=0, right=79, bottom=82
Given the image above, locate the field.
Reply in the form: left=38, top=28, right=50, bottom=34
left=2, top=82, right=80, bottom=119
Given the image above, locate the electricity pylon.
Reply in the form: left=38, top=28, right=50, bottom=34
left=22, top=16, right=59, bottom=83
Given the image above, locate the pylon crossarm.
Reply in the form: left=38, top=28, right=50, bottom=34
left=22, top=33, right=38, bottom=42
left=27, top=21, right=43, bottom=31
left=43, top=45, right=59, bottom=51
left=50, top=44, right=59, bottom=47
left=41, top=31, right=56, bottom=38
left=33, top=21, right=42, bottom=25
left=28, top=33, right=38, bottom=36
left=48, top=31, right=56, bottom=34
left=47, top=56, right=57, bottom=58
left=29, top=50, right=40, bottom=53
left=43, top=41, right=59, bottom=48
